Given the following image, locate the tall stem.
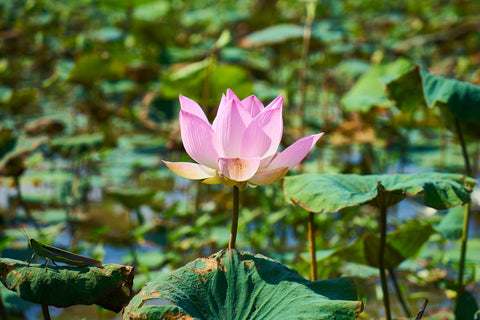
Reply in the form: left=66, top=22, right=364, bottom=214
left=41, top=304, right=51, bottom=320
left=389, top=268, right=411, bottom=317
left=298, top=1, right=315, bottom=120
left=457, top=202, right=471, bottom=294
left=228, top=186, right=240, bottom=250
left=379, top=206, right=391, bottom=320
left=308, top=211, right=317, bottom=280
left=454, top=117, right=472, bottom=297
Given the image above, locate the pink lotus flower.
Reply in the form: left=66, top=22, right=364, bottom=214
left=163, top=89, right=323, bottom=189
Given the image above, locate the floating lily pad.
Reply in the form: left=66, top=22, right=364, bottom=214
left=284, top=173, right=476, bottom=212
left=123, top=249, right=362, bottom=320
left=0, top=258, right=134, bottom=312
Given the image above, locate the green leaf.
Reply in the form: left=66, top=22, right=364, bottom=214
left=161, top=63, right=253, bottom=105
left=341, top=58, right=414, bottom=113
left=0, top=259, right=134, bottom=312
left=240, top=24, right=304, bottom=47
left=68, top=54, right=126, bottom=85
left=435, top=206, right=465, bottom=240
left=123, top=250, right=362, bottom=319
left=284, top=173, right=476, bottom=212
left=384, top=65, right=480, bottom=135
left=316, top=220, right=436, bottom=269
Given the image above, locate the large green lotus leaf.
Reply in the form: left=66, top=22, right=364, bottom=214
left=0, top=259, right=134, bottom=312
left=315, top=220, right=436, bottom=269
left=161, top=63, right=253, bottom=106
left=284, top=173, right=476, bottom=213
left=340, top=58, right=414, bottom=113
left=123, top=250, right=362, bottom=320
left=384, top=65, right=480, bottom=135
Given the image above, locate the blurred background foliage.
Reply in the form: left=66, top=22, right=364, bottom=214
left=1, top=0, right=480, bottom=318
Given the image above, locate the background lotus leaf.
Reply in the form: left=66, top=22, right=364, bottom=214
left=284, top=173, right=476, bottom=213
left=123, top=249, right=362, bottom=320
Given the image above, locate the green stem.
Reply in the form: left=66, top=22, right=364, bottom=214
left=379, top=206, right=391, bottom=320
left=415, top=298, right=428, bottom=320
left=308, top=211, right=317, bottom=280
left=298, top=0, right=316, bottom=127
left=41, top=304, right=51, bottom=320
left=457, top=201, right=471, bottom=295
left=389, top=268, right=411, bottom=317
left=454, top=117, right=472, bottom=298
left=228, top=186, right=240, bottom=250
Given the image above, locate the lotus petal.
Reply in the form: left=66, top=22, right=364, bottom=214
left=264, top=133, right=324, bottom=171
left=163, top=161, right=216, bottom=180
left=218, top=157, right=261, bottom=181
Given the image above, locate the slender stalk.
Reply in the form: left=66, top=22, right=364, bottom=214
left=389, top=268, right=411, bottom=317
left=298, top=0, right=316, bottom=125
left=415, top=298, right=428, bottom=320
left=454, top=118, right=472, bottom=176
left=457, top=201, right=471, bottom=294
left=228, top=186, right=240, bottom=250
left=379, top=206, right=391, bottom=320
left=454, top=117, right=473, bottom=297
left=41, top=304, right=51, bottom=320
left=308, top=211, right=317, bottom=280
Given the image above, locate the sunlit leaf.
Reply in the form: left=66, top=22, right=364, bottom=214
left=284, top=173, right=476, bottom=212
left=123, top=250, right=362, bottom=319
left=341, top=58, right=414, bottom=113
left=240, top=24, right=304, bottom=47
left=161, top=63, right=253, bottom=105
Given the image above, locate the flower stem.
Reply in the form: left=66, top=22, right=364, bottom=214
left=228, top=186, right=240, bottom=250
left=308, top=211, right=317, bottom=280
left=379, top=206, right=391, bottom=320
